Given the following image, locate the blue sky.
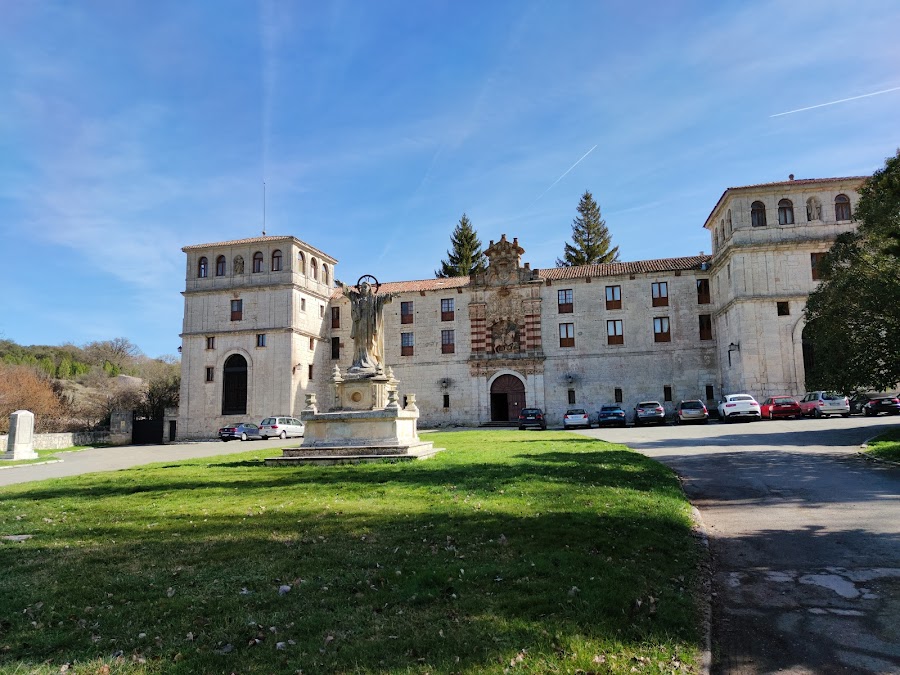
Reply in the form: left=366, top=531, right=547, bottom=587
left=2, top=1, right=899, bottom=358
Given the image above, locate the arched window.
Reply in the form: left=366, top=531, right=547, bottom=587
left=778, top=199, right=794, bottom=225
left=322, top=263, right=329, bottom=285
left=310, top=258, right=318, bottom=280
left=297, top=252, right=305, bottom=276
left=751, top=201, right=767, bottom=227
left=222, top=354, right=248, bottom=415
left=806, top=196, right=822, bottom=222
left=215, top=255, right=226, bottom=276
left=252, top=251, right=264, bottom=273
left=272, top=249, right=282, bottom=272
left=714, top=228, right=720, bottom=251
left=198, top=257, right=208, bottom=278
left=726, top=209, right=732, bottom=235
left=835, top=194, right=851, bottom=221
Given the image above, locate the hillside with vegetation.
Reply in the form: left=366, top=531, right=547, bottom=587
left=0, top=338, right=179, bottom=434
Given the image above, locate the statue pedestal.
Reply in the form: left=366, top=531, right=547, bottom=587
left=265, top=369, right=441, bottom=466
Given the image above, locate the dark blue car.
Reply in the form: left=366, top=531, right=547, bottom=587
left=596, top=405, right=627, bottom=428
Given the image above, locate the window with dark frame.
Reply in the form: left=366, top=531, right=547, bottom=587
left=706, top=385, right=715, bottom=401
left=205, top=367, right=214, bottom=382
left=230, top=299, right=243, bottom=321
left=559, top=322, right=575, bottom=348
left=699, top=314, right=712, bottom=340
left=777, top=301, right=790, bottom=316
left=206, top=336, right=215, bottom=350
left=271, top=249, right=282, bottom=271
left=835, top=194, right=851, bottom=221
left=605, top=285, right=622, bottom=311
left=697, top=278, right=710, bottom=304
left=651, top=281, right=669, bottom=307
left=256, top=334, right=266, bottom=348
left=664, top=385, right=672, bottom=402
left=607, top=319, right=624, bottom=345
left=441, top=298, right=455, bottom=321
left=216, top=255, right=226, bottom=276
left=778, top=199, right=795, bottom=225
left=401, top=332, right=414, bottom=356
left=252, top=251, right=264, bottom=273
left=441, top=329, right=455, bottom=354
left=309, top=337, right=315, bottom=350
left=331, top=337, right=340, bottom=360
left=810, top=253, right=825, bottom=281
left=300, top=298, right=306, bottom=312
left=568, top=389, right=576, bottom=404
left=614, top=387, right=623, bottom=403
left=653, top=316, right=671, bottom=342
left=751, top=201, right=767, bottom=227
left=198, top=257, right=208, bottom=278
left=558, top=289, right=573, bottom=313
left=443, top=394, right=450, bottom=409
left=331, top=306, right=340, bottom=329
left=401, top=301, right=414, bottom=324
left=308, top=364, right=313, bottom=379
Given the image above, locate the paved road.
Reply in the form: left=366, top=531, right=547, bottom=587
left=0, top=437, right=295, bottom=487
left=584, top=415, right=900, bottom=675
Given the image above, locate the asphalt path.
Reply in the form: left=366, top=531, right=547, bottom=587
left=582, top=415, right=900, bottom=675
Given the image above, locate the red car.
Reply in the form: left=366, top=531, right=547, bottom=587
left=760, top=396, right=802, bottom=419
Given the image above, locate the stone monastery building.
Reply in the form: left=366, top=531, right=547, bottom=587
left=177, top=175, right=865, bottom=439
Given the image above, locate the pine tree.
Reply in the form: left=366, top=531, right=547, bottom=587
left=435, top=213, right=488, bottom=278
left=556, top=190, right=620, bottom=267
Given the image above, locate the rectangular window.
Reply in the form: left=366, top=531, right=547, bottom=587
left=441, top=329, right=455, bottom=354
left=810, top=253, right=825, bottom=281
left=607, top=319, right=624, bottom=345
left=651, top=281, right=669, bottom=307
left=309, top=337, right=315, bottom=350
left=441, top=298, right=455, bottom=321
left=614, top=387, right=623, bottom=403
left=205, top=367, right=214, bottom=382
left=401, top=332, right=414, bottom=356
left=777, top=301, right=790, bottom=316
left=256, top=333, right=266, bottom=348
left=558, top=289, right=573, bottom=314
left=331, top=337, right=340, bottom=360
left=331, top=306, right=340, bottom=329
left=319, top=305, right=324, bottom=317
left=654, top=317, right=671, bottom=342
left=301, top=298, right=306, bottom=312
left=699, top=314, right=712, bottom=340
left=605, top=285, right=622, bottom=310
left=401, top=301, right=414, bottom=324
left=568, top=389, right=576, bottom=404
left=206, top=336, right=215, bottom=350
left=559, top=322, right=575, bottom=348
left=308, top=364, right=313, bottom=380
left=443, top=394, right=450, bottom=409
left=697, top=278, right=710, bottom=304
left=664, top=385, right=672, bottom=402
left=230, top=299, right=243, bottom=321
left=705, top=385, right=715, bottom=401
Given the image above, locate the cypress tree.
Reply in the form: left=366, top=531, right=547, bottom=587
left=435, top=213, right=488, bottom=278
left=556, top=190, right=620, bottom=267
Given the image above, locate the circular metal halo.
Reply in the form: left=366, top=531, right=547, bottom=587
left=356, top=274, right=380, bottom=292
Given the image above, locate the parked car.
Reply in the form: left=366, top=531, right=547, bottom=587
left=849, top=393, right=875, bottom=415
left=634, top=401, right=666, bottom=426
left=675, top=400, right=709, bottom=424
left=862, top=396, right=900, bottom=416
left=563, top=408, right=591, bottom=429
left=760, top=396, right=802, bottom=419
left=518, top=408, right=547, bottom=430
left=596, top=404, right=627, bottom=428
left=259, top=416, right=305, bottom=439
left=717, top=394, right=761, bottom=422
left=218, top=422, right=263, bottom=442
left=799, top=391, right=850, bottom=418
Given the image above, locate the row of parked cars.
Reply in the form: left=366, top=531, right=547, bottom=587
left=520, top=391, right=900, bottom=429
left=218, top=416, right=306, bottom=441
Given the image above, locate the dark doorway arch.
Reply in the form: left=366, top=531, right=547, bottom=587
left=222, top=354, right=248, bottom=415
left=490, top=374, right=525, bottom=422
left=801, top=324, right=815, bottom=389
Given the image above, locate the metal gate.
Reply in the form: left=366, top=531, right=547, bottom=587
left=133, top=419, right=164, bottom=445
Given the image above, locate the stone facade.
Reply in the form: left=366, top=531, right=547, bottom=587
left=177, top=176, right=865, bottom=437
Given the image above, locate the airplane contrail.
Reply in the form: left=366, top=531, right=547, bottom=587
left=528, top=144, right=598, bottom=208
left=770, top=86, right=900, bottom=117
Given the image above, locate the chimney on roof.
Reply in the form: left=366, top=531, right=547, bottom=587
left=789, top=174, right=795, bottom=181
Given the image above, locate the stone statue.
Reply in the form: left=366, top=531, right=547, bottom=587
left=233, top=255, right=244, bottom=275
left=342, top=276, right=398, bottom=373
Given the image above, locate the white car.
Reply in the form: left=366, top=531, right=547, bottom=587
left=259, top=416, right=305, bottom=439
left=563, top=408, right=591, bottom=429
left=717, top=394, right=761, bottom=422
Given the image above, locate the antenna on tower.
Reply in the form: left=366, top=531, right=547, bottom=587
left=262, top=181, right=266, bottom=236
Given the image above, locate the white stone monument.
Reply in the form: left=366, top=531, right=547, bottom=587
left=2, top=410, right=38, bottom=460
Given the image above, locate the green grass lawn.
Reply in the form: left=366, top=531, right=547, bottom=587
left=0, top=446, right=92, bottom=468
left=864, top=428, right=900, bottom=462
left=0, top=431, right=703, bottom=674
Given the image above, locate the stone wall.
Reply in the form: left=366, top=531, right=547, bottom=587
left=0, top=430, right=112, bottom=453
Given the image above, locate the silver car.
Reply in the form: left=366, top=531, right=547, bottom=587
left=634, top=401, right=666, bottom=426
left=259, top=416, right=305, bottom=439
left=799, top=391, right=850, bottom=418
left=675, top=400, right=709, bottom=424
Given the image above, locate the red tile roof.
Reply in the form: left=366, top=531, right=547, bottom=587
left=330, top=276, right=470, bottom=298
left=536, top=256, right=711, bottom=279
left=182, top=235, right=337, bottom=263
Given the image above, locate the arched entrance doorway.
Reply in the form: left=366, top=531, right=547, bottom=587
left=801, top=323, right=815, bottom=390
left=222, top=354, right=248, bottom=415
left=490, top=374, right=525, bottom=422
